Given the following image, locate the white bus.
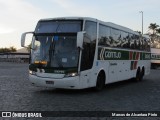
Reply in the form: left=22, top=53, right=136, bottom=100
left=21, top=17, right=151, bottom=90
left=150, top=35, right=160, bottom=69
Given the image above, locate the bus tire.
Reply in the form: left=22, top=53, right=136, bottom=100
left=134, top=67, right=141, bottom=81
left=140, top=67, right=145, bottom=81
left=95, top=72, right=105, bottom=91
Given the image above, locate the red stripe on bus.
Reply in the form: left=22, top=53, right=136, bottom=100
left=129, top=51, right=133, bottom=60
left=135, top=52, right=140, bottom=60
left=133, top=61, right=138, bottom=69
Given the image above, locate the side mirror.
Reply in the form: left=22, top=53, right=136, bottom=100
left=21, top=32, right=34, bottom=47
left=77, top=31, right=86, bottom=49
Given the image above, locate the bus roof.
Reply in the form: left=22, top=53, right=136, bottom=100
left=39, top=17, right=97, bottom=22
left=39, top=17, right=139, bottom=35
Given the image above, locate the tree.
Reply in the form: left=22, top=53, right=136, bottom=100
left=156, top=28, right=160, bottom=35
left=148, top=23, right=159, bottom=35
left=9, top=46, right=17, bottom=52
left=148, top=23, right=160, bottom=49
left=0, top=46, right=17, bottom=53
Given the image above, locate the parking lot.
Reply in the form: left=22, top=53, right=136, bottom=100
left=0, top=62, right=160, bottom=120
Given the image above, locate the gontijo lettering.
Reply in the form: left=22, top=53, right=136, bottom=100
left=105, top=51, right=121, bottom=59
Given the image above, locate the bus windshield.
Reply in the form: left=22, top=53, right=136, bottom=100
left=31, top=34, right=79, bottom=68
left=30, top=20, right=82, bottom=72
left=35, top=20, right=82, bottom=33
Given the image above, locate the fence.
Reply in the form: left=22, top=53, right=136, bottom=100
left=0, top=52, right=29, bottom=63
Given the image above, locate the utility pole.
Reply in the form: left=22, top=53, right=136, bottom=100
left=139, top=11, right=143, bottom=34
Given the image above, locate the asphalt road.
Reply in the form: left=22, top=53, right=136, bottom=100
left=0, top=62, right=160, bottom=120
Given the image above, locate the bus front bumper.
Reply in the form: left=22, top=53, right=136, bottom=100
left=29, top=74, right=80, bottom=89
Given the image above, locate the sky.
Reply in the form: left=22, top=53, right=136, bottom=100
left=0, top=0, right=160, bottom=49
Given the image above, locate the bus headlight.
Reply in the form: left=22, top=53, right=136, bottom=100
left=65, top=72, right=78, bottom=77
left=29, top=70, right=36, bottom=75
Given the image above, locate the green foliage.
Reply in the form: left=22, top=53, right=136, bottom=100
left=148, top=23, right=160, bottom=36
left=156, top=28, right=160, bottom=35
left=148, top=23, right=160, bottom=49
left=0, top=46, right=17, bottom=53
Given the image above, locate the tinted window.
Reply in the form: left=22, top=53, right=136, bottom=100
left=121, top=31, right=129, bottom=48
left=110, top=28, right=121, bottom=47
left=35, top=21, right=82, bottom=33
left=81, top=21, right=97, bottom=71
left=98, top=24, right=111, bottom=46
left=98, top=24, right=149, bottom=51
left=143, top=37, right=150, bottom=51
left=129, top=34, right=134, bottom=49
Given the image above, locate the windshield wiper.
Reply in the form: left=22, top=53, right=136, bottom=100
left=48, top=37, right=55, bottom=66
left=56, top=23, right=61, bottom=32
left=49, top=36, right=64, bottom=68
left=55, top=54, right=63, bottom=68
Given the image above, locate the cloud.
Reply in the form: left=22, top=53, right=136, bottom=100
left=50, top=0, right=98, bottom=17
left=0, top=0, right=48, bottom=48
left=0, top=24, right=15, bottom=34
left=0, top=0, right=50, bottom=32
left=52, top=0, right=72, bottom=9
left=0, top=0, right=160, bottom=49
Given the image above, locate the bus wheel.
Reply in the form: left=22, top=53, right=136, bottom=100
left=140, top=67, right=145, bottom=81
left=135, top=68, right=141, bottom=81
left=95, top=72, right=105, bottom=91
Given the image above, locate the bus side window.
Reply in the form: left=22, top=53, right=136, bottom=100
left=147, top=38, right=151, bottom=52
left=135, top=35, right=140, bottom=50
left=110, top=28, right=120, bottom=47
left=144, top=38, right=150, bottom=51
left=132, top=35, right=137, bottom=49
left=139, top=37, right=143, bottom=50
left=98, top=24, right=110, bottom=47
left=121, top=31, right=129, bottom=48
left=130, top=34, right=134, bottom=49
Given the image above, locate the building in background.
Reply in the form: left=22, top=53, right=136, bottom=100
left=0, top=48, right=29, bottom=62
